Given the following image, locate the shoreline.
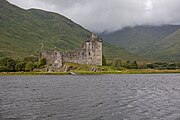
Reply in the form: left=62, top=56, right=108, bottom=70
left=0, top=69, right=180, bottom=76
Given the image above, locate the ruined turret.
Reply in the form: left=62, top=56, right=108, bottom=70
left=84, top=34, right=102, bottom=65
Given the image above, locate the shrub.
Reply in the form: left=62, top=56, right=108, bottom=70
left=24, top=56, right=38, bottom=63
left=112, top=59, right=123, bottom=70
left=15, top=62, right=26, bottom=71
left=0, top=57, right=10, bottom=66
left=39, top=58, right=46, bottom=67
left=0, top=57, right=16, bottom=72
left=147, top=64, right=154, bottom=69
left=7, top=59, right=16, bottom=72
left=25, top=62, right=35, bottom=71
left=127, top=61, right=138, bottom=69
left=0, top=66, right=6, bottom=72
left=102, top=55, right=106, bottom=66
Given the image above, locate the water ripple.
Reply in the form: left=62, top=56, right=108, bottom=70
left=0, top=74, right=180, bottom=120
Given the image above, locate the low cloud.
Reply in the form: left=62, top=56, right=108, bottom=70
left=8, top=0, right=180, bottom=32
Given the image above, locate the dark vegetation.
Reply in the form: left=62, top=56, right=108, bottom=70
left=0, top=56, right=46, bottom=72
left=111, top=59, right=138, bottom=70
left=110, top=58, right=180, bottom=70
left=144, top=62, right=180, bottom=70
left=0, top=55, right=179, bottom=73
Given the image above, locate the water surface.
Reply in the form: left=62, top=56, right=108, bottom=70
left=0, top=74, right=180, bottom=120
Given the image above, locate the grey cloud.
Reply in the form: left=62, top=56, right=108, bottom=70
left=8, top=0, right=180, bottom=32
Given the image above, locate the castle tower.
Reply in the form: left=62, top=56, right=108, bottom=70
left=85, top=34, right=102, bottom=66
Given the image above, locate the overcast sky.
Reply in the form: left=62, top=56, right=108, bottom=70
left=8, top=0, right=180, bottom=33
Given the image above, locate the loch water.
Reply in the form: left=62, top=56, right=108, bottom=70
left=0, top=74, right=180, bottom=120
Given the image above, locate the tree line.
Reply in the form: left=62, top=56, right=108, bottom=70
left=104, top=57, right=180, bottom=70
left=0, top=56, right=46, bottom=72
left=144, top=62, right=180, bottom=70
left=0, top=56, right=180, bottom=72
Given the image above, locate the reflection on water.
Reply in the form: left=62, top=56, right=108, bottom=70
left=0, top=74, right=180, bottom=120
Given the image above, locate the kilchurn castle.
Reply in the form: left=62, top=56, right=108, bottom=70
left=39, top=34, right=102, bottom=71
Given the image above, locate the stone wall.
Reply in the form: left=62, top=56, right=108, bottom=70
left=62, top=34, right=102, bottom=66
left=40, top=50, right=63, bottom=69
left=40, top=34, right=102, bottom=70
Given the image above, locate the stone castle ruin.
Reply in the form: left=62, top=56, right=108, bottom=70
left=39, top=34, right=102, bottom=71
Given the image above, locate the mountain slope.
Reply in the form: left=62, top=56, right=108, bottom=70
left=0, top=0, right=135, bottom=61
left=0, top=0, right=90, bottom=57
left=100, top=25, right=180, bottom=61
left=146, top=29, right=180, bottom=61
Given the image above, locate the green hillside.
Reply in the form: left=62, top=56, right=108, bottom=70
left=146, top=29, right=180, bottom=61
left=100, top=25, right=180, bottom=61
left=0, top=0, right=135, bottom=61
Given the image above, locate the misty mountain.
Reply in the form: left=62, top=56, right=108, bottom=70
left=100, top=25, right=180, bottom=61
left=146, top=29, right=180, bottom=61
left=0, top=0, right=136, bottom=61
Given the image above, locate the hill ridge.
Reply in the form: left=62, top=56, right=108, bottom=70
left=0, top=0, right=136, bottom=61
left=100, top=25, right=180, bottom=61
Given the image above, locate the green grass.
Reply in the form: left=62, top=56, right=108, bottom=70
left=1, top=62, right=180, bottom=76
left=0, top=69, right=180, bottom=76
left=73, top=69, right=180, bottom=75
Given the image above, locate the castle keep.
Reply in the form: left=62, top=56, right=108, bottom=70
left=40, top=34, right=102, bottom=70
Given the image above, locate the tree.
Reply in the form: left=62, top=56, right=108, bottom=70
left=0, top=57, right=9, bottom=66
left=126, top=61, right=138, bottom=69
left=0, top=57, right=16, bottom=72
left=102, top=55, right=106, bottom=66
left=0, top=66, right=6, bottom=72
left=15, top=62, right=26, bottom=71
left=7, top=59, right=16, bottom=72
left=133, top=61, right=138, bottom=69
left=25, top=62, right=35, bottom=71
left=24, top=56, right=38, bottom=63
left=112, top=59, right=123, bottom=70
left=39, top=58, right=46, bottom=67
left=147, top=64, right=154, bottom=69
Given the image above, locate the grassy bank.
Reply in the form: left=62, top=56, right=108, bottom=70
left=0, top=69, right=180, bottom=76
left=74, top=69, right=180, bottom=74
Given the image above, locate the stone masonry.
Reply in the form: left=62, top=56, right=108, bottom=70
left=39, top=34, right=102, bottom=70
